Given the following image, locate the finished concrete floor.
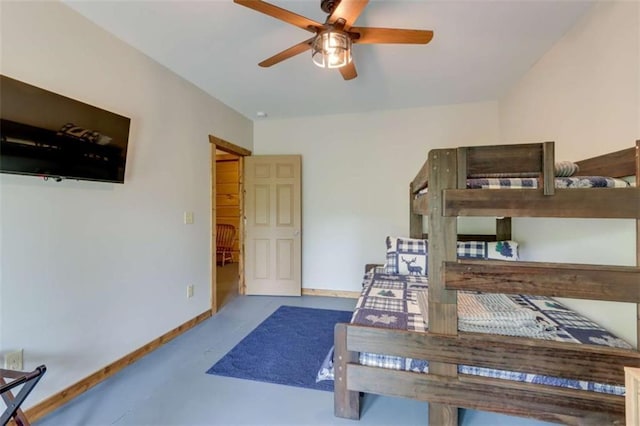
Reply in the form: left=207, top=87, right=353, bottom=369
left=35, top=295, right=555, bottom=426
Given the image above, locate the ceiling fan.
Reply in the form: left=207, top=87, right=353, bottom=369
left=233, top=0, right=434, bottom=80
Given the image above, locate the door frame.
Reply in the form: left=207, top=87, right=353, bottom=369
left=209, top=134, right=251, bottom=314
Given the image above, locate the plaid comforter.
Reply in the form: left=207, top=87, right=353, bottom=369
left=318, top=270, right=632, bottom=396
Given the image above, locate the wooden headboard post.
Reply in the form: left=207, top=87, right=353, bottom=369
left=410, top=184, right=422, bottom=239
left=426, top=148, right=459, bottom=425
left=410, top=154, right=430, bottom=238
left=496, top=217, right=512, bottom=241
left=542, top=142, right=555, bottom=196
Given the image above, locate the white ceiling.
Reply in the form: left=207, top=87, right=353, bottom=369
left=64, top=0, right=594, bottom=121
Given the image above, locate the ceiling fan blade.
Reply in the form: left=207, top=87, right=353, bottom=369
left=328, top=0, right=369, bottom=30
left=258, top=38, right=314, bottom=68
left=234, top=0, right=323, bottom=33
left=351, top=27, right=434, bottom=44
left=339, top=61, right=357, bottom=80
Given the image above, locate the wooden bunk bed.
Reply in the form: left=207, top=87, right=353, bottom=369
left=334, top=141, right=640, bottom=425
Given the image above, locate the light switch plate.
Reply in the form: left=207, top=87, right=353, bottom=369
left=184, top=211, right=194, bottom=224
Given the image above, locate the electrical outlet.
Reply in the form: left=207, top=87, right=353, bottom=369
left=5, top=349, right=23, bottom=371
left=187, top=284, right=194, bottom=298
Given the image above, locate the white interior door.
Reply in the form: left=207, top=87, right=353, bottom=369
left=244, top=155, right=301, bottom=296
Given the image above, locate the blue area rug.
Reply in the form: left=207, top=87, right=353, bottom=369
left=206, top=305, right=351, bottom=391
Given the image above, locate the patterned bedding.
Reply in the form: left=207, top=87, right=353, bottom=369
left=417, top=176, right=631, bottom=195
left=467, top=176, right=630, bottom=189
left=317, top=270, right=632, bottom=396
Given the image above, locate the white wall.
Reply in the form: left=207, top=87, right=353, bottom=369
left=254, top=102, right=500, bottom=291
left=500, top=2, right=638, bottom=159
left=0, top=1, right=252, bottom=407
left=499, top=1, right=639, bottom=347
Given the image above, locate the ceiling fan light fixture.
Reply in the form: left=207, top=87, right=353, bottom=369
left=311, top=29, right=352, bottom=69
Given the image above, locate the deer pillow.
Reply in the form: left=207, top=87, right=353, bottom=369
left=385, top=236, right=428, bottom=275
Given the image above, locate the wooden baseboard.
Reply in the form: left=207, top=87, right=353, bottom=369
left=24, top=310, right=212, bottom=423
left=302, top=288, right=360, bottom=299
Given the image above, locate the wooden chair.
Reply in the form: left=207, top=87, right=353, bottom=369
left=216, top=224, right=236, bottom=266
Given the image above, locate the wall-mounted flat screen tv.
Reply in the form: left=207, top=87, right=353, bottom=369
left=0, top=75, right=131, bottom=183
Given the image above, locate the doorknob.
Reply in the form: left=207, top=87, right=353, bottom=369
left=294, top=230, right=300, bottom=236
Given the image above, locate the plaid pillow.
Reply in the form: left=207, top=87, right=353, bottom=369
left=385, top=237, right=427, bottom=275
left=385, top=238, right=519, bottom=275
left=457, top=240, right=519, bottom=261
left=456, top=241, right=485, bottom=259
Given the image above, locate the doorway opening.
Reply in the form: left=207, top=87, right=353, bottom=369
left=216, top=151, right=240, bottom=309
left=209, top=135, right=251, bottom=313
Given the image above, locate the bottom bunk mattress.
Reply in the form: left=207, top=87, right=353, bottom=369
left=317, top=269, right=632, bottom=396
